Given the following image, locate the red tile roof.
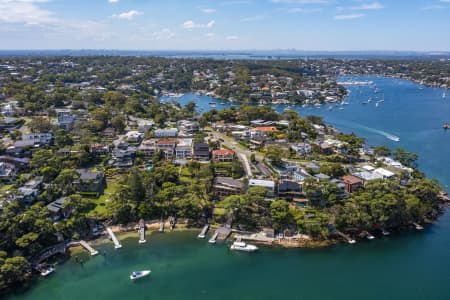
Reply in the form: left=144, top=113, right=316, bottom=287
left=341, top=175, right=363, bottom=185
left=252, top=126, right=277, bottom=132
left=213, top=149, right=235, bottom=156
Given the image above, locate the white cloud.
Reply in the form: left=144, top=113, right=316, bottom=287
left=226, top=35, right=239, bottom=40
left=0, top=0, right=56, bottom=25
left=182, top=20, right=215, bottom=29
left=202, top=8, right=216, bottom=14
left=108, top=0, right=119, bottom=3
left=204, top=32, right=216, bottom=38
left=112, top=10, right=143, bottom=20
left=334, top=13, right=365, bottom=20
left=337, top=2, right=384, bottom=11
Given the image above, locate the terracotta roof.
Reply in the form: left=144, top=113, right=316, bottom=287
left=213, top=149, right=235, bottom=156
left=341, top=175, right=363, bottom=185
left=252, top=126, right=277, bottom=132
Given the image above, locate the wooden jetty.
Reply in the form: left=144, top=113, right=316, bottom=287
left=159, top=220, right=165, bottom=232
left=209, top=226, right=232, bottom=244
left=138, top=219, right=146, bottom=244
left=79, top=240, right=99, bottom=255
left=198, top=224, right=210, bottom=239
left=106, top=227, right=122, bottom=249
left=208, top=232, right=218, bottom=244
left=336, top=230, right=356, bottom=244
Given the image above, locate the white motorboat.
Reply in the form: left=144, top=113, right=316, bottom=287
left=230, top=241, right=258, bottom=252
left=381, top=229, right=390, bottom=236
left=366, top=234, right=375, bottom=240
left=348, top=239, right=356, bottom=244
left=130, top=270, right=151, bottom=280
left=40, top=267, right=55, bottom=277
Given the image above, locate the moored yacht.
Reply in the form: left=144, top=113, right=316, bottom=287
left=230, top=241, right=258, bottom=252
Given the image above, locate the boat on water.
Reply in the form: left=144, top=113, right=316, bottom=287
left=413, top=223, right=424, bottom=230
left=348, top=239, right=356, bottom=244
left=230, top=241, right=258, bottom=252
left=443, top=91, right=446, bottom=99
left=130, top=270, right=151, bottom=280
left=40, top=267, right=55, bottom=277
left=361, top=102, right=368, bottom=105
left=381, top=228, right=390, bottom=236
left=443, top=122, right=450, bottom=130
left=385, top=134, right=400, bottom=142
left=366, top=234, right=375, bottom=240
left=375, top=102, right=379, bottom=107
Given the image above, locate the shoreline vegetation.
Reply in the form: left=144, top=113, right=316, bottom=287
left=0, top=56, right=449, bottom=295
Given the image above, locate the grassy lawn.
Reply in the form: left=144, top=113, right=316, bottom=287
left=87, top=177, right=121, bottom=218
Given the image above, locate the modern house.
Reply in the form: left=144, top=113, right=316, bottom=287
left=75, top=169, right=106, bottom=196
left=248, top=179, right=276, bottom=197
left=278, top=180, right=302, bottom=199
left=213, top=177, right=246, bottom=199
left=47, top=197, right=71, bottom=221
left=154, top=128, right=178, bottom=138
left=193, top=142, right=210, bottom=161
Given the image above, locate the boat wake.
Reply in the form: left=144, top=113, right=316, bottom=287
left=332, top=120, right=401, bottom=142
left=359, top=125, right=400, bottom=142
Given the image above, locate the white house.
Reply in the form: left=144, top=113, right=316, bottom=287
left=248, top=179, right=276, bottom=197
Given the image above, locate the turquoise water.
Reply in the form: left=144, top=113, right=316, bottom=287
left=7, top=76, right=450, bottom=300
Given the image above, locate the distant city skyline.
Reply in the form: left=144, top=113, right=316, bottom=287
left=0, top=0, right=450, bottom=51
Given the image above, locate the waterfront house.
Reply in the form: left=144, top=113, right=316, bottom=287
left=213, top=177, right=246, bottom=199
left=112, top=147, right=136, bottom=168
left=212, top=149, right=235, bottom=162
left=75, top=169, right=105, bottom=196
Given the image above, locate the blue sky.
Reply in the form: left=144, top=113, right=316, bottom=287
left=0, top=0, right=449, bottom=51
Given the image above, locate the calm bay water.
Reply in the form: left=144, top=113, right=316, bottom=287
left=8, top=76, right=450, bottom=300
